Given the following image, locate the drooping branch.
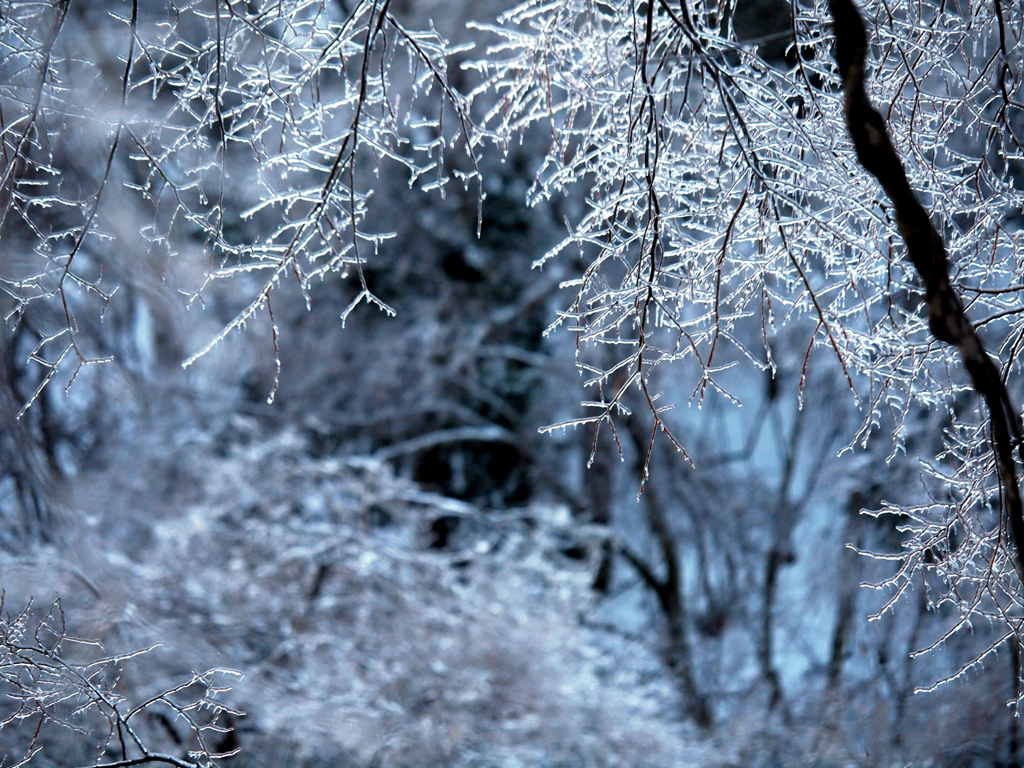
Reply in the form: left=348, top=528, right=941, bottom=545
left=829, top=0, right=1024, bottom=580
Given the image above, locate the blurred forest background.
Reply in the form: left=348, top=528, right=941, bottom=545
left=2, top=0, right=1023, bottom=766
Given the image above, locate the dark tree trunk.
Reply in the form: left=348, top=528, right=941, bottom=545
left=619, top=415, right=712, bottom=728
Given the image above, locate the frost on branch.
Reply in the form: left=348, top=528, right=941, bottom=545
left=0, top=597, right=240, bottom=768
left=469, top=0, right=1024, bottom=665
left=0, top=1, right=486, bottom=404
left=829, top=0, right=1024, bottom=698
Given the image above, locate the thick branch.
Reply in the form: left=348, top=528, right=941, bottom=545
left=829, top=0, right=1024, bottom=581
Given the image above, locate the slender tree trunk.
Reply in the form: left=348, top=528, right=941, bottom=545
left=760, top=547, right=790, bottom=709
left=620, top=415, right=712, bottom=727
left=828, top=499, right=867, bottom=691
left=758, top=404, right=806, bottom=714
left=657, top=571, right=712, bottom=727
left=826, top=585, right=855, bottom=690
left=585, top=419, right=615, bottom=592
left=890, top=584, right=928, bottom=753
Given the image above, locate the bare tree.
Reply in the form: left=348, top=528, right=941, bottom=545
left=3, top=0, right=1024, bottom=716
left=470, top=0, right=1024, bottom=686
